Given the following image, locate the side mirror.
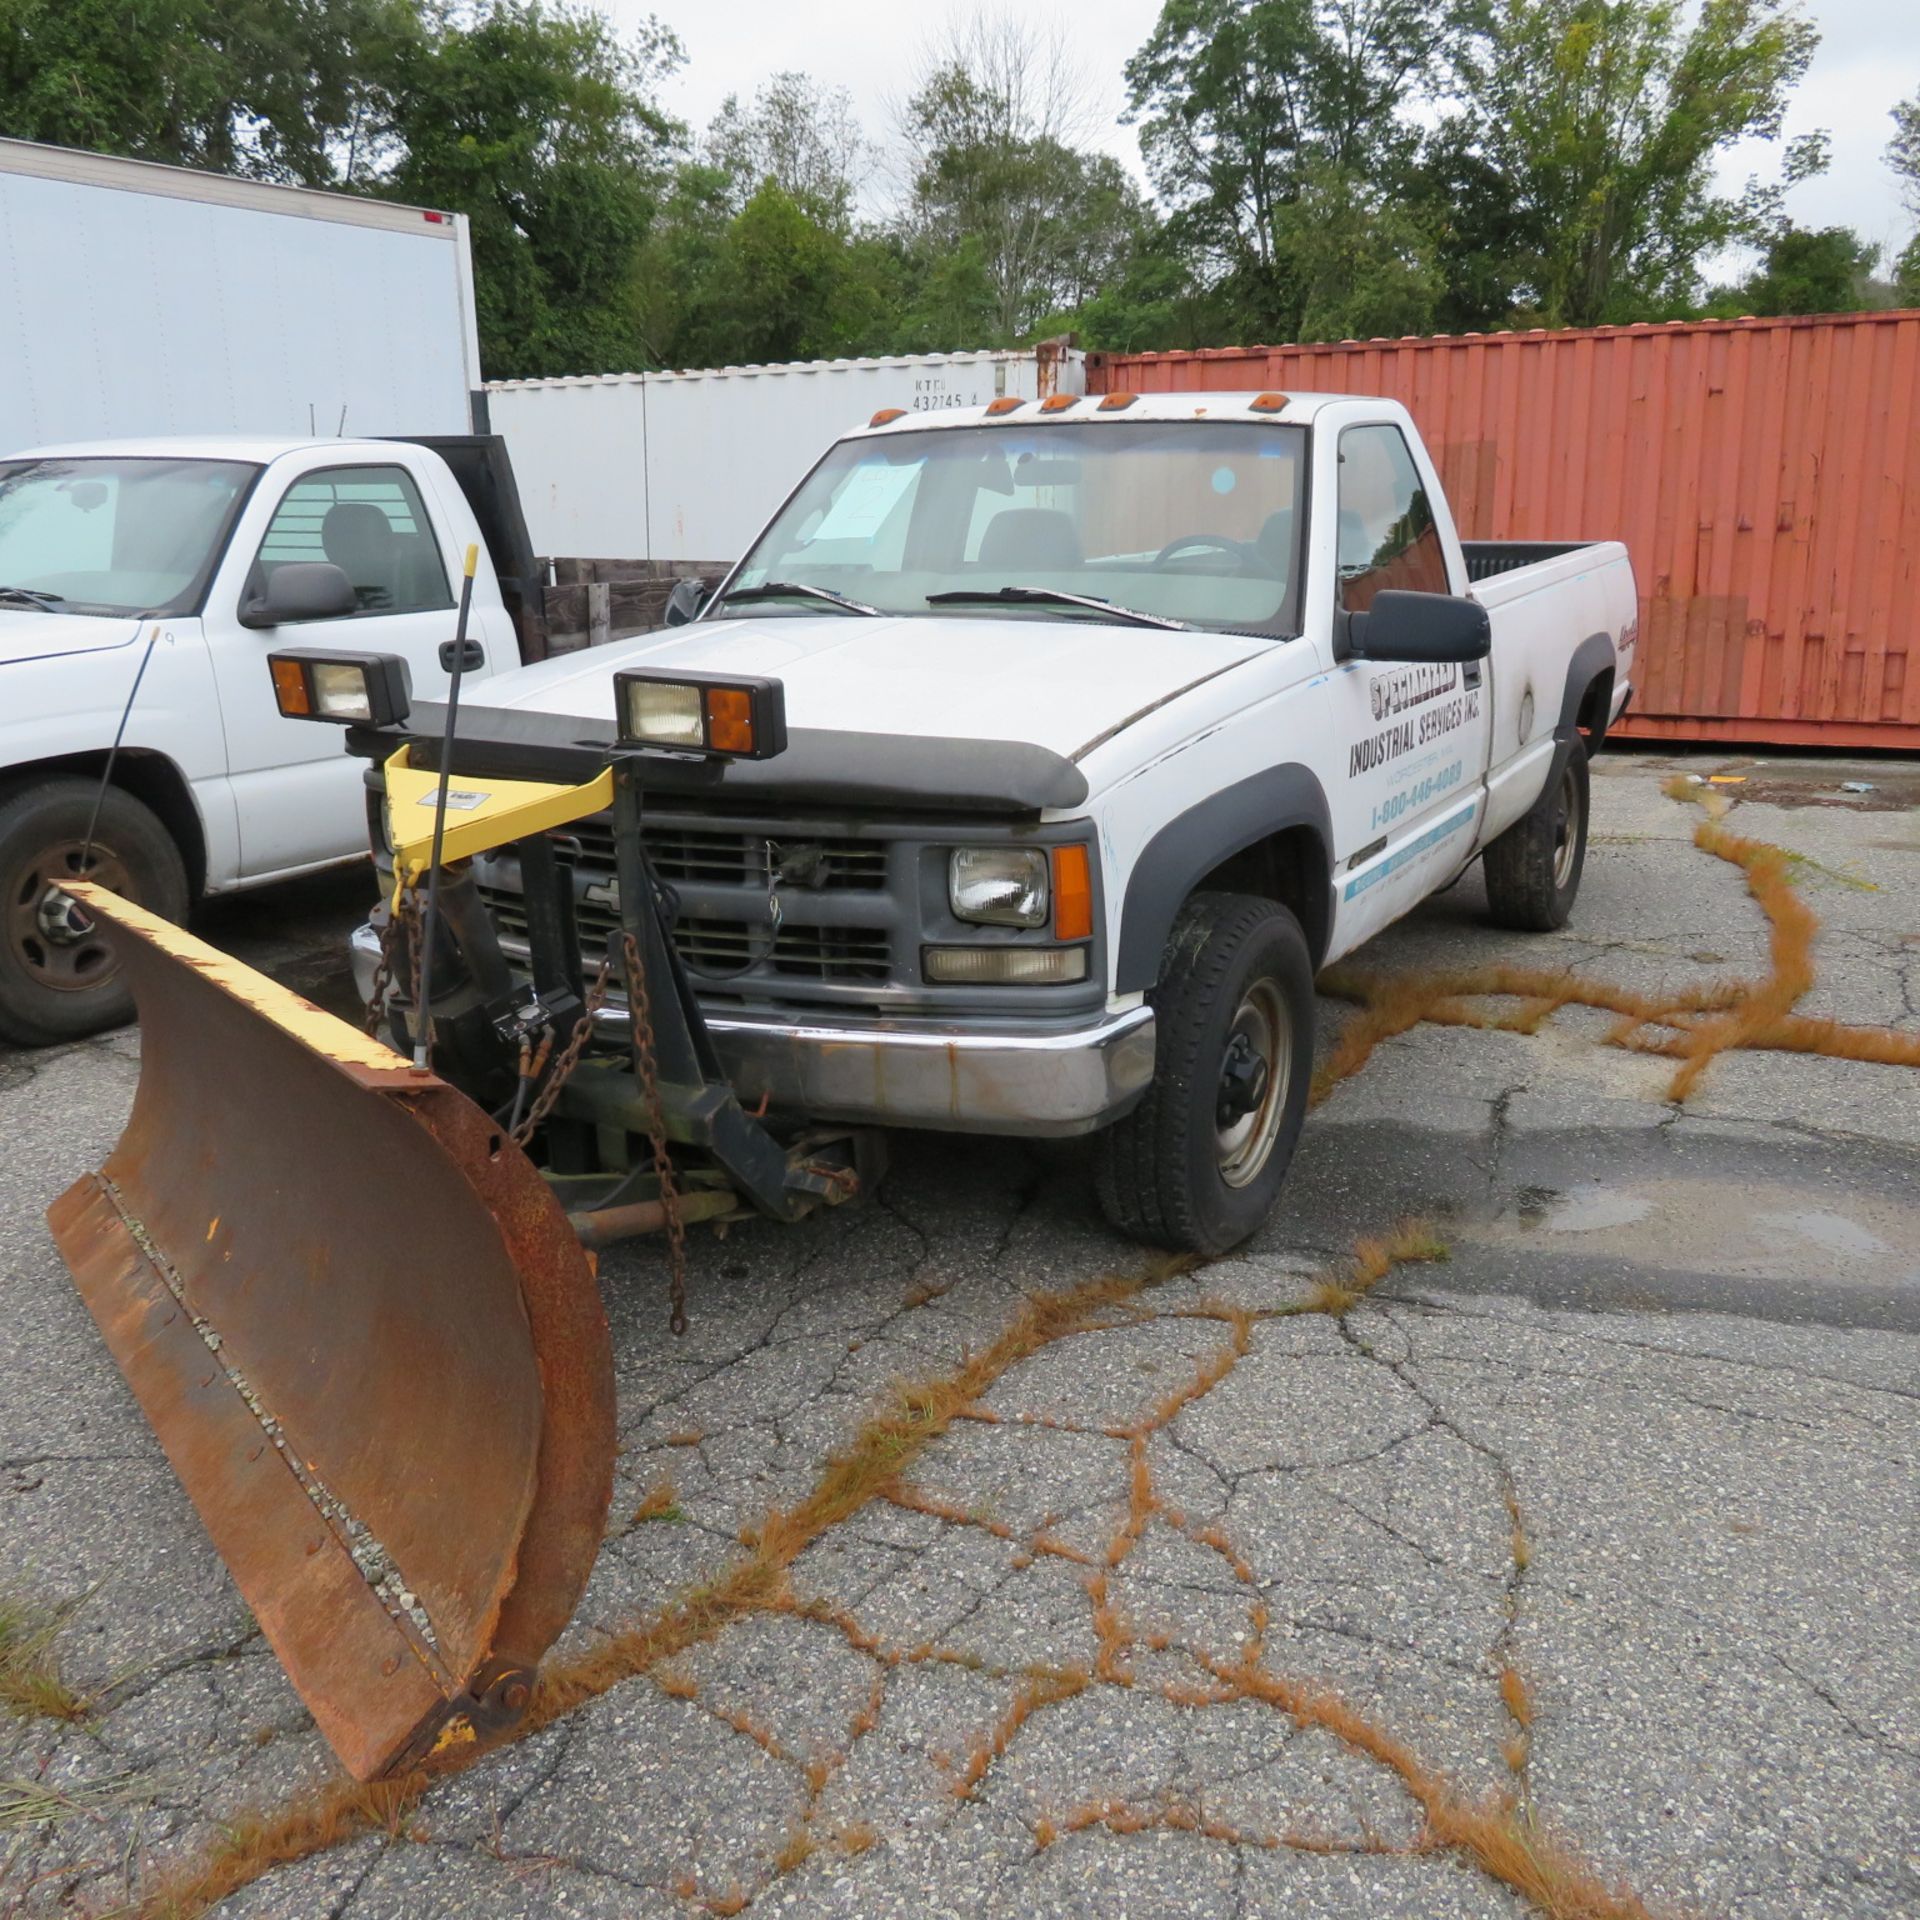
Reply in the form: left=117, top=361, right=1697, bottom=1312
left=662, top=577, right=712, bottom=627
left=1345, top=589, right=1490, bottom=665
left=239, top=562, right=358, bottom=630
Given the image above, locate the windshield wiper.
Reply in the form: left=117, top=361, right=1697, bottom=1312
left=927, top=586, right=1191, bottom=632
left=718, top=580, right=880, bottom=616
left=0, top=585, right=64, bottom=609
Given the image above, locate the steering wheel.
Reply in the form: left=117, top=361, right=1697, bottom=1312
left=1153, top=533, right=1267, bottom=575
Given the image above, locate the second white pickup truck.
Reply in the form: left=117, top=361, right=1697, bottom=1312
left=327, top=389, right=1637, bottom=1249
left=0, top=434, right=577, bottom=1044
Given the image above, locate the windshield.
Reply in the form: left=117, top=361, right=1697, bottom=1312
left=0, top=457, right=258, bottom=617
left=722, top=420, right=1306, bottom=636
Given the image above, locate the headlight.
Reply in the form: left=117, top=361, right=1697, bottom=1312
left=614, top=670, right=787, bottom=758
left=267, top=650, right=411, bottom=726
left=950, top=847, right=1048, bottom=927
left=624, top=678, right=703, bottom=747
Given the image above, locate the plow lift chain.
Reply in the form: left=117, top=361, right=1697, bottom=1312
left=508, top=953, right=609, bottom=1147
left=369, top=746, right=875, bottom=1328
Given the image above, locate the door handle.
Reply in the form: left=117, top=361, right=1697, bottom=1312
left=440, top=638, right=484, bottom=673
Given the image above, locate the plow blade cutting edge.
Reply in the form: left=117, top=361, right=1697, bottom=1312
left=45, top=885, right=615, bottom=1781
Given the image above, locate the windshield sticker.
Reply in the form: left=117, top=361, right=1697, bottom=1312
left=813, top=461, right=917, bottom=541
left=1211, top=466, right=1238, bottom=494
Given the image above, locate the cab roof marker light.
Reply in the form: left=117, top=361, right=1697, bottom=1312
left=1097, top=392, right=1139, bottom=411
left=986, top=396, right=1025, bottom=415
left=1040, top=394, right=1078, bottom=412
left=1249, top=392, right=1291, bottom=413
left=869, top=407, right=905, bottom=427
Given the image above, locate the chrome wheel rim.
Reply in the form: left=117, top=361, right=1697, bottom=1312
left=1551, top=762, right=1582, bottom=891
left=1215, top=980, right=1291, bottom=1188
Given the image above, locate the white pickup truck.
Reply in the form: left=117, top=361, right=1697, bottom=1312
left=0, top=434, right=576, bottom=1043
left=333, top=391, right=1636, bottom=1250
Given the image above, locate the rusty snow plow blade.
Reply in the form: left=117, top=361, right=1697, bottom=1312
left=44, top=884, right=615, bottom=1782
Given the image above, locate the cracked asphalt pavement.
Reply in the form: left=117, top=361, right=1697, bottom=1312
left=1, top=751, right=1916, bottom=1918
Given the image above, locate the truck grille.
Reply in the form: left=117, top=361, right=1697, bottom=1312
left=674, top=917, right=890, bottom=981
left=474, top=798, right=904, bottom=1000
left=478, top=889, right=891, bottom=984
left=562, top=818, right=888, bottom=891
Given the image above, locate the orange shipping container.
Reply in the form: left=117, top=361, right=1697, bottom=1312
left=1088, top=313, right=1920, bottom=749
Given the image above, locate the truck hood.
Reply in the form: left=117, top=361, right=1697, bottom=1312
left=0, top=609, right=148, bottom=667
left=485, top=614, right=1270, bottom=762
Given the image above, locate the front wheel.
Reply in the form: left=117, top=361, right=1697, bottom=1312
left=0, top=777, right=190, bottom=1046
left=1481, top=738, right=1589, bottom=932
left=1095, top=892, right=1315, bottom=1254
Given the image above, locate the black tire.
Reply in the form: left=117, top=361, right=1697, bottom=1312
left=1095, top=892, right=1314, bottom=1255
left=1481, top=738, right=1589, bottom=932
left=0, top=777, right=190, bottom=1047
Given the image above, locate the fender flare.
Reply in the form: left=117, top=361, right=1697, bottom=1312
left=1559, top=631, right=1618, bottom=744
left=0, top=745, right=211, bottom=898
left=1114, top=764, right=1335, bottom=992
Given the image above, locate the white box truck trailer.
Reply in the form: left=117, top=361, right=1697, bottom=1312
left=487, top=343, right=1086, bottom=565
left=0, top=138, right=484, bottom=451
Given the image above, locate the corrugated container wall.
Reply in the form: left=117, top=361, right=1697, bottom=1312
left=489, top=346, right=1083, bottom=567
left=1089, top=314, right=1920, bottom=749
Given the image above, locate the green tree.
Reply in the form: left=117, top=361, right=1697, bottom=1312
left=1060, top=229, right=1227, bottom=353
left=1445, top=0, right=1822, bottom=327
left=628, top=157, right=734, bottom=363
left=1728, top=224, right=1878, bottom=316
left=1124, top=0, right=1446, bottom=341
left=0, top=0, right=417, bottom=184
left=1890, top=93, right=1920, bottom=304
left=706, top=71, right=868, bottom=225
left=672, top=181, right=901, bottom=364
left=1412, top=124, right=1546, bottom=333
left=902, top=14, right=1158, bottom=343
left=379, top=0, right=682, bottom=378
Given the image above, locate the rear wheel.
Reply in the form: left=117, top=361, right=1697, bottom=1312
left=1095, top=892, right=1314, bottom=1254
left=0, top=777, right=189, bottom=1046
left=1481, top=738, right=1589, bottom=931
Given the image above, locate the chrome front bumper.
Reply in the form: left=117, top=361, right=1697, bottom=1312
left=349, top=924, right=1154, bottom=1137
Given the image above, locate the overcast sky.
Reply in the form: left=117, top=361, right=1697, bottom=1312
left=615, top=0, right=1919, bottom=267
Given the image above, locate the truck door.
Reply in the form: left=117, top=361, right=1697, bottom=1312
left=1325, top=422, right=1490, bottom=948
left=207, top=459, right=502, bottom=878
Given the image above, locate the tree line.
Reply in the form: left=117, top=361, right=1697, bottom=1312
left=4, top=0, right=1917, bottom=380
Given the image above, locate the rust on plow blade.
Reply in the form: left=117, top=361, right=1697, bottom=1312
left=44, top=885, right=615, bottom=1781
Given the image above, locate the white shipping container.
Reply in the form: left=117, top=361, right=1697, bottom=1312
left=1, top=139, right=483, bottom=451
left=487, top=347, right=1085, bottom=565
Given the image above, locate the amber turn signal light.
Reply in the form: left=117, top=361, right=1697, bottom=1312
left=1051, top=844, right=1093, bottom=941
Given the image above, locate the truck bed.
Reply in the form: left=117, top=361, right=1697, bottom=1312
left=1460, top=539, right=1609, bottom=584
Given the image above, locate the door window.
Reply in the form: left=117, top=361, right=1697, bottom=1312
left=252, top=466, right=452, bottom=616
left=1336, top=426, right=1449, bottom=612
